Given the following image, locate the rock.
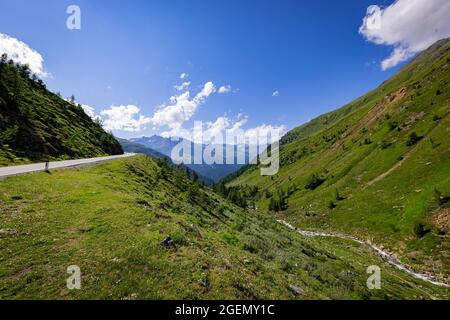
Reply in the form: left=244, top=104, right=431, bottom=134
left=201, top=262, right=210, bottom=270
left=190, top=224, right=202, bottom=238
left=161, top=236, right=176, bottom=249
left=289, top=285, right=303, bottom=295
left=0, top=229, right=18, bottom=237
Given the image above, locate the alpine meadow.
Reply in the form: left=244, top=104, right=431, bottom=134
left=0, top=0, right=449, bottom=306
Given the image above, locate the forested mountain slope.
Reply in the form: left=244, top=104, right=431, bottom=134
left=0, top=56, right=123, bottom=166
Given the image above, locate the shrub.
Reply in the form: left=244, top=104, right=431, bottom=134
left=406, top=132, right=422, bottom=146
left=328, top=201, right=337, bottom=210
left=413, top=223, right=430, bottom=238
left=305, top=173, right=325, bottom=190
left=268, top=190, right=288, bottom=212
left=388, top=120, right=399, bottom=130
left=434, top=188, right=450, bottom=206
left=380, top=140, right=392, bottom=149
left=335, top=189, right=345, bottom=201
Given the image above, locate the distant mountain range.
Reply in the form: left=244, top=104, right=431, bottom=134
left=128, top=135, right=250, bottom=183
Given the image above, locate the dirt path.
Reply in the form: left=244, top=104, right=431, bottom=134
left=366, top=109, right=450, bottom=188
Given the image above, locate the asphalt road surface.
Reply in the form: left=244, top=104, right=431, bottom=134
left=0, top=153, right=136, bottom=178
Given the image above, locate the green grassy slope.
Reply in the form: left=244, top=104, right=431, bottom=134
left=1, top=155, right=448, bottom=299
left=0, top=59, right=123, bottom=166
left=228, top=39, right=450, bottom=280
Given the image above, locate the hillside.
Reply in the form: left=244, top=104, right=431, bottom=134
left=1, top=155, right=449, bottom=299
left=131, top=136, right=247, bottom=182
left=0, top=56, right=123, bottom=166
left=117, top=138, right=169, bottom=160
left=228, top=39, right=450, bottom=281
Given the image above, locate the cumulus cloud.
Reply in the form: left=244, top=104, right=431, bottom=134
left=174, top=81, right=191, bottom=91
left=80, top=104, right=100, bottom=120
left=180, top=73, right=188, bottom=79
left=218, top=85, right=232, bottom=94
left=0, top=33, right=49, bottom=77
left=359, top=0, right=450, bottom=70
left=161, top=113, right=285, bottom=145
left=151, top=81, right=215, bottom=129
left=201, top=115, right=248, bottom=141
left=101, top=105, right=152, bottom=132
left=272, top=90, right=280, bottom=97
left=65, top=97, right=101, bottom=121
left=244, top=124, right=286, bottom=142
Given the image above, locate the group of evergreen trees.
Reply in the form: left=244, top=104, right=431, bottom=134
left=0, top=53, right=46, bottom=92
left=268, top=189, right=288, bottom=212
left=214, top=182, right=258, bottom=208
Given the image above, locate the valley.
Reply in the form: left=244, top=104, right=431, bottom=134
left=1, top=155, right=449, bottom=299
left=0, top=28, right=448, bottom=300
left=227, top=38, right=450, bottom=283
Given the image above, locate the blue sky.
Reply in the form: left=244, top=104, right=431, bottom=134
left=1, top=0, right=447, bottom=140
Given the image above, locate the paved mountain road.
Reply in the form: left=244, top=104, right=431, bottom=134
left=0, top=153, right=137, bottom=178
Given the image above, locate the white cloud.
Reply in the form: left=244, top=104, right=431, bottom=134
left=80, top=104, right=100, bottom=120
left=218, top=85, right=232, bottom=94
left=201, top=115, right=248, bottom=141
left=100, top=105, right=151, bottom=132
left=244, top=124, right=286, bottom=142
left=161, top=113, right=285, bottom=145
left=151, top=81, right=215, bottom=129
left=0, top=33, right=49, bottom=77
left=174, top=81, right=191, bottom=91
left=359, top=0, right=450, bottom=70
left=272, top=90, right=280, bottom=97
left=180, top=73, right=188, bottom=79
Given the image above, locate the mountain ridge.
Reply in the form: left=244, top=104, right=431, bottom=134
left=131, top=135, right=249, bottom=182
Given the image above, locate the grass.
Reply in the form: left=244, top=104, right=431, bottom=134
left=228, top=39, right=450, bottom=279
left=1, top=155, right=449, bottom=299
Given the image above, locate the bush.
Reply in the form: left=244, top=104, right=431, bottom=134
left=305, top=173, right=325, bottom=190
left=388, top=121, right=399, bottom=130
left=328, top=201, right=337, bottom=210
left=268, top=190, right=288, bottom=212
left=434, top=188, right=450, bottom=206
left=406, top=132, right=422, bottom=146
left=379, top=140, right=392, bottom=149
left=335, top=189, right=345, bottom=201
left=413, top=223, right=430, bottom=238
